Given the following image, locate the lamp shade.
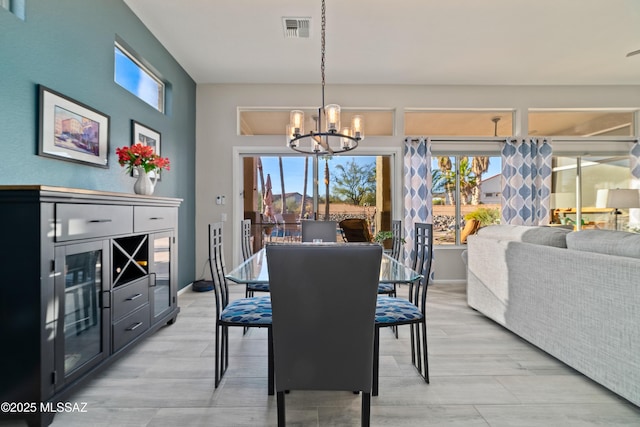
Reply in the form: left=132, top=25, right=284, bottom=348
left=595, top=189, right=640, bottom=209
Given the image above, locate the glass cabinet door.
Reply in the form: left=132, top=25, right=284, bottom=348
left=54, top=240, right=109, bottom=388
left=150, top=232, right=173, bottom=320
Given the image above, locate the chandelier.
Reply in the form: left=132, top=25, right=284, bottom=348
left=286, top=0, right=364, bottom=155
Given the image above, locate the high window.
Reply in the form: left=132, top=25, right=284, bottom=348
left=114, top=41, right=165, bottom=113
left=1, top=0, right=25, bottom=20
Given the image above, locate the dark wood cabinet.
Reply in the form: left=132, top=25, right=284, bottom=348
left=0, top=186, right=181, bottom=427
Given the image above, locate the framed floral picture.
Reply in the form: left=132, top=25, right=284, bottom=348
left=131, top=120, right=162, bottom=180
left=38, top=85, right=110, bottom=168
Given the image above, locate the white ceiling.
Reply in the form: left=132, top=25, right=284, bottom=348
left=124, top=0, right=640, bottom=86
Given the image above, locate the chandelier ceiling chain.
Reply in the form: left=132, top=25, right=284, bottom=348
left=287, top=0, right=364, bottom=155
left=320, top=0, right=325, bottom=108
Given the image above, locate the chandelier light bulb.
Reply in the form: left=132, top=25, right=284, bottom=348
left=290, top=110, right=304, bottom=135
left=341, top=127, right=352, bottom=149
left=325, top=104, right=340, bottom=132
left=351, top=115, right=364, bottom=140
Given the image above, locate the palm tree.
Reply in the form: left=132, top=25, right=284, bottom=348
left=437, top=156, right=455, bottom=205
left=324, top=157, right=330, bottom=219
left=471, top=156, right=490, bottom=205
left=458, top=157, right=477, bottom=205
left=278, top=156, right=286, bottom=213
left=300, top=156, right=309, bottom=220
left=257, top=157, right=265, bottom=210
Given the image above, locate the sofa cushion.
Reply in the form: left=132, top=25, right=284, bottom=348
left=476, top=224, right=570, bottom=248
left=566, top=229, right=640, bottom=259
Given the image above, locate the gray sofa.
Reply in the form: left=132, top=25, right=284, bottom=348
left=466, top=225, right=640, bottom=407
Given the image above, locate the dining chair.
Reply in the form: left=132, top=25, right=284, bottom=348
left=301, top=220, right=338, bottom=242
left=390, top=219, right=403, bottom=261
left=209, top=222, right=274, bottom=395
left=266, top=243, right=382, bottom=427
left=339, top=218, right=373, bottom=242
left=377, top=219, right=404, bottom=299
left=373, top=222, right=432, bottom=396
left=241, top=219, right=253, bottom=261
left=241, top=219, right=269, bottom=298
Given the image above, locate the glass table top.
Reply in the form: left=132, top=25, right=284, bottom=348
left=226, top=246, right=422, bottom=285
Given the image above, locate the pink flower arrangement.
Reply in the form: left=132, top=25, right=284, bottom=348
left=116, top=143, right=171, bottom=174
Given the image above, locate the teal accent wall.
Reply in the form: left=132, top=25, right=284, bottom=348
left=0, top=0, right=196, bottom=289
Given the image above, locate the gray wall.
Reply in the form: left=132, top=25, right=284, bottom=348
left=0, top=0, right=196, bottom=289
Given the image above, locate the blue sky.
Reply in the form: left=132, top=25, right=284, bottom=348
left=259, top=156, right=376, bottom=195
left=259, top=155, right=502, bottom=196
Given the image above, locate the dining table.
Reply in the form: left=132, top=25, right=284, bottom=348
left=226, top=245, right=422, bottom=286
left=224, top=243, right=422, bottom=396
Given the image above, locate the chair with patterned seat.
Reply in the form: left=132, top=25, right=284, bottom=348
left=373, top=222, right=432, bottom=396
left=241, top=219, right=270, bottom=298
left=209, top=222, right=274, bottom=394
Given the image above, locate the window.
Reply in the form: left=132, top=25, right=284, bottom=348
left=529, top=110, right=634, bottom=137
left=551, top=156, right=636, bottom=231
left=1, top=0, right=25, bottom=20
left=432, top=155, right=502, bottom=245
left=242, top=154, right=394, bottom=243
left=239, top=109, right=394, bottom=136
left=114, top=42, right=165, bottom=112
left=405, top=110, right=513, bottom=136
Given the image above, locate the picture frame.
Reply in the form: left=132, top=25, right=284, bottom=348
left=38, top=85, right=110, bottom=168
left=131, top=120, right=162, bottom=181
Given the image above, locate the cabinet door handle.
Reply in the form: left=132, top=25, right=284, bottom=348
left=126, top=293, right=142, bottom=301
left=88, top=219, right=112, bottom=223
left=126, top=322, right=143, bottom=331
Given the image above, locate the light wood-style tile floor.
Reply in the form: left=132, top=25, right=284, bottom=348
left=34, top=283, right=640, bottom=426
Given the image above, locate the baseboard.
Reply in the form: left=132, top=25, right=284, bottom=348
left=432, top=279, right=467, bottom=286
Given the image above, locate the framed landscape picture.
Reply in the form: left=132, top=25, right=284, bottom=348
left=38, top=85, right=110, bottom=168
left=131, top=120, right=162, bottom=180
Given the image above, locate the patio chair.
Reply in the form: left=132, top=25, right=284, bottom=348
left=301, top=220, right=338, bottom=242
left=339, top=218, right=373, bottom=242
left=209, top=222, right=274, bottom=395
left=266, top=243, right=382, bottom=427
left=373, top=222, right=432, bottom=396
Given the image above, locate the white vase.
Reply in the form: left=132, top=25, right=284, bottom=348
left=133, top=167, right=156, bottom=195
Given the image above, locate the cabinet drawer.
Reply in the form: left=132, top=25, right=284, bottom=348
left=112, top=277, right=150, bottom=321
left=57, top=204, right=133, bottom=241
left=134, top=206, right=177, bottom=232
left=112, top=304, right=150, bottom=352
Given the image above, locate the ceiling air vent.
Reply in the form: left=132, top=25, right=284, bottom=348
left=283, top=17, right=311, bottom=39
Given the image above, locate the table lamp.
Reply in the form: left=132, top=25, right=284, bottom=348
left=595, top=188, right=640, bottom=230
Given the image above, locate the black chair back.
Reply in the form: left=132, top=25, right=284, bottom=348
left=266, top=243, right=382, bottom=425
left=209, top=222, right=229, bottom=315
left=301, top=220, right=337, bottom=242
left=241, top=219, right=253, bottom=261
left=391, top=219, right=402, bottom=260
left=411, top=222, right=433, bottom=310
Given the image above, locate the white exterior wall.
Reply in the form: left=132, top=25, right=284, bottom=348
left=195, top=84, right=640, bottom=283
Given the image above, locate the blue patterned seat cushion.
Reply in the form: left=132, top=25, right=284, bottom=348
left=247, top=282, right=270, bottom=292
left=221, top=296, right=272, bottom=325
left=375, top=296, right=423, bottom=324
left=377, top=283, right=395, bottom=294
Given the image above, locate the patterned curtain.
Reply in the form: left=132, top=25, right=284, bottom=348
left=501, top=138, right=553, bottom=225
left=629, top=140, right=640, bottom=228
left=403, top=137, right=432, bottom=265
